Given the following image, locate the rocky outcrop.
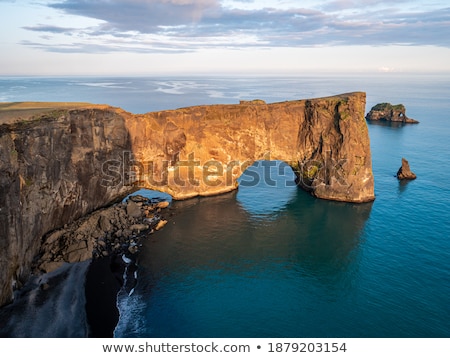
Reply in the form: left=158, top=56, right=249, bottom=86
left=0, top=92, right=374, bottom=306
left=366, top=103, right=419, bottom=123
left=126, top=92, right=374, bottom=202
left=397, top=158, right=417, bottom=180
left=34, top=195, right=170, bottom=274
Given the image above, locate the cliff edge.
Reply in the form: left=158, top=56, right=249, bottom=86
left=0, top=92, right=374, bottom=306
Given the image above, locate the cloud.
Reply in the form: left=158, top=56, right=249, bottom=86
left=20, top=39, right=191, bottom=54
left=23, top=24, right=77, bottom=34
left=20, top=0, right=450, bottom=53
left=321, top=0, right=410, bottom=12
left=50, top=0, right=221, bottom=31
left=378, top=66, right=395, bottom=73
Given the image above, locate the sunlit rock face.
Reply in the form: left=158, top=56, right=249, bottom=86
left=126, top=92, right=374, bottom=202
left=0, top=92, right=374, bottom=306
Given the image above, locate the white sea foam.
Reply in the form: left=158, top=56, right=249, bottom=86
left=206, top=90, right=226, bottom=98
left=72, top=82, right=130, bottom=89
left=154, top=81, right=186, bottom=94
left=154, top=80, right=224, bottom=96
left=114, top=288, right=146, bottom=337
left=155, top=87, right=184, bottom=95
left=122, top=254, right=132, bottom=264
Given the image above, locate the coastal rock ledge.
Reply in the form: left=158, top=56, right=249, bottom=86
left=0, top=92, right=375, bottom=307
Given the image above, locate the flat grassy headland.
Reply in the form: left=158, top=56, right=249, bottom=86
left=0, top=102, right=107, bottom=124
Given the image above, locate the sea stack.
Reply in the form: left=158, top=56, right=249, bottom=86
left=366, top=103, right=419, bottom=123
left=397, top=158, right=417, bottom=180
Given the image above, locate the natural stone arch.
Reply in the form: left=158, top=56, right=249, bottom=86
left=236, top=159, right=297, bottom=191
left=124, top=92, right=374, bottom=203
left=0, top=93, right=375, bottom=306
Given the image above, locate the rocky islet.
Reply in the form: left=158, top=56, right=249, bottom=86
left=397, top=157, right=417, bottom=180
left=366, top=103, right=419, bottom=123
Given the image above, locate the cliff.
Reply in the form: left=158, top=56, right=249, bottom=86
left=0, top=103, right=133, bottom=307
left=0, top=92, right=374, bottom=306
left=365, top=103, right=419, bottom=123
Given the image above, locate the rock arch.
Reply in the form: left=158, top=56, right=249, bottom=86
left=124, top=92, right=374, bottom=203
left=0, top=92, right=374, bottom=306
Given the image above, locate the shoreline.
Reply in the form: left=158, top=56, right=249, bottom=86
left=0, top=249, right=141, bottom=338
left=85, top=251, right=141, bottom=337
left=84, top=256, right=122, bottom=338
left=0, top=190, right=171, bottom=338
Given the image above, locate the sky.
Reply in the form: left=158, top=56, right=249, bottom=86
left=0, top=0, right=449, bottom=75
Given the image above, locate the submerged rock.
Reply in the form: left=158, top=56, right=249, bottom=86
left=366, top=103, right=419, bottom=123
left=397, top=158, right=417, bottom=180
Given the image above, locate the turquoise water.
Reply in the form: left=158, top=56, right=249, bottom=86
left=113, top=75, right=450, bottom=338
left=1, top=75, right=450, bottom=337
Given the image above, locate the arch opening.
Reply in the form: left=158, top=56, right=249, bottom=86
left=236, top=160, right=298, bottom=216
left=122, top=188, right=172, bottom=204
left=237, top=160, right=297, bottom=189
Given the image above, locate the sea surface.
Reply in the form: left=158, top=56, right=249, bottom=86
left=0, top=74, right=449, bottom=337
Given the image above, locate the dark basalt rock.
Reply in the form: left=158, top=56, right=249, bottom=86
left=33, top=196, right=171, bottom=275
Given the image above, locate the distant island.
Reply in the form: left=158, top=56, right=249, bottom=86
left=366, top=103, right=419, bottom=123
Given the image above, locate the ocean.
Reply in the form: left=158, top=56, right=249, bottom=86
left=0, top=74, right=449, bottom=337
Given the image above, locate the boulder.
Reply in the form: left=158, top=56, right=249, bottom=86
left=129, top=195, right=148, bottom=203
left=156, top=201, right=170, bottom=209
left=155, top=220, right=168, bottom=231
left=98, top=214, right=112, bottom=232
left=129, top=224, right=149, bottom=232
left=126, top=200, right=142, bottom=218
